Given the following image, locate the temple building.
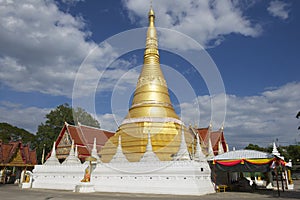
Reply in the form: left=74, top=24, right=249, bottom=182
left=52, top=122, right=114, bottom=162
left=0, top=140, right=37, bottom=183
left=191, top=126, right=228, bottom=156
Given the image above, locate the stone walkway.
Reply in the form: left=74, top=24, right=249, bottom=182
left=0, top=180, right=299, bottom=200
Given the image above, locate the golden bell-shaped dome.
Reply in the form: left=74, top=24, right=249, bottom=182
left=100, top=8, right=192, bottom=162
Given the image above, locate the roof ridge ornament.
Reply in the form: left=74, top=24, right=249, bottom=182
left=75, top=144, right=78, bottom=158
left=218, top=141, right=224, bottom=155
left=91, top=137, right=100, bottom=162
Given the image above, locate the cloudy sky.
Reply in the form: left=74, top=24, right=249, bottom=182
left=0, top=0, right=299, bottom=149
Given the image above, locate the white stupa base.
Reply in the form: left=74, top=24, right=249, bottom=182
left=92, top=160, right=215, bottom=196
left=31, top=164, right=88, bottom=190
left=74, top=182, right=95, bottom=193
left=31, top=160, right=215, bottom=196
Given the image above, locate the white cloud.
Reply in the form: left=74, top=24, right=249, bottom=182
left=267, top=0, right=290, bottom=20
left=178, top=82, right=300, bottom=149
left=97, top=113, right=121, bottom=132
left=122, top=0, right=262, bottom=48
left=0, top=0, right=134, bottom=98
left=0, top=101, right=49, bottom=133
left=97, top=81, right=300, bottom=148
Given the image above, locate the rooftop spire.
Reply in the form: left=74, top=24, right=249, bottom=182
left=218, top=141, right=224, bottom=155
left=272, top=142, right=280, bottom=157
left=123, top=7, right=180, bottom=120
left=91, top=138, right=100, bottom=161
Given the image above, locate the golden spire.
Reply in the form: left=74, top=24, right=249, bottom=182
left=144, top=7, right=159, bottom=64
left=99, top=8, right=193, bottom=163
left=124, top=7, right=180, bottom=120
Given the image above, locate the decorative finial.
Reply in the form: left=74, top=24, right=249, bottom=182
left=91, top=138, right=100, bottom=161
left=71, top=139, right=74, bottom=150
left=209, top=122, right=212, bottom=129
left=75, top=145, right=78, bottom=157
left=220, top=122, right=224, bottom=131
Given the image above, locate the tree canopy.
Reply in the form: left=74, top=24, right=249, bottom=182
left=34, top=103, right=100, bottom=163
left=244, top=143, right=300, bottom=165
left=244, top=143, right=269, bottom=152
left=0, top=122, right=36, bottom=146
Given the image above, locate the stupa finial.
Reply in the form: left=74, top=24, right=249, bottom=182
left=122, top=6, right=180, bottom=121
left=173, top=126, right=190, bottom=161
left=44, top=142, right=60, bottom=165
left=140, top=130, right=160, bottom=162
left=194, top=134, right=205, bottom=161
left=207, top=137, right=214, bottom=158
left=110, top=135, right=128, bottom=163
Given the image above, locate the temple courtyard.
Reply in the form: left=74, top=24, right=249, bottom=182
left=0, top=180, right=299, bottom=200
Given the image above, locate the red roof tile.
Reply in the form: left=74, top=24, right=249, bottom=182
left=54, top=123, right=115, bottom=160
left=193, top=127, right=227, bottom=155
left=0, top=141, right=37, bottom=166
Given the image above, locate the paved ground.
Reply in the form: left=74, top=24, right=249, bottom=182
left=0, top=180, right=299, bottom=200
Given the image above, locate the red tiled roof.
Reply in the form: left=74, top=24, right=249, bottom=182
left=193, top=127, right=227, bottom=155
left=54, top=123, right=115, bottom=160
left=0, top=141, right=37, bottom=166
left=196, top=127, right=210, bottom=144
left=29, top=151, right=37, bottom=165
left=1, top=144, right=13, bottom=163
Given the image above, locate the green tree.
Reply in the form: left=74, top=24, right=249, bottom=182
left=0, top=122, right=36, bottom=147
left=244, top=143, right=268, bottom=152
left=285, top=145, right=300, bottom=164
left=73, top=107, right=100, bottom=127
left=34, top=103, right=100, bottom=163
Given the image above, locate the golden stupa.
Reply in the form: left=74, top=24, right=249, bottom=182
left=100, top=8, right=193, bottom=162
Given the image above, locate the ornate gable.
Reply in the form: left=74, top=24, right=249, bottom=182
left=9, top=149, right=25, bottom=165
left=56, top=130, right=72, bottom=159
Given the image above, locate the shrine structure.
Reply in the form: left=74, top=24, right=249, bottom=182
left=30, top=8, right=222, bottom=196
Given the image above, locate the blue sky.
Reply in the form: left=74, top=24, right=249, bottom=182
left=0, top=0, right=299, bottom=149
